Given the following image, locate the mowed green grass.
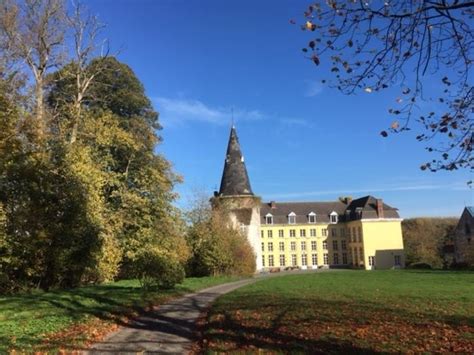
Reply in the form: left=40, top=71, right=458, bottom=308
left=203, top=270, right=474, bottom=353
left=0, top=275, right=241, bottom=352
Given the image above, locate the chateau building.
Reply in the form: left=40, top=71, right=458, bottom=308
left=212, top=126, right=405, bottom=271
left=453, top=207, right=474, bottom=265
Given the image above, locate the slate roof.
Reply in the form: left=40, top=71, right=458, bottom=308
left=260, top=196, right=400, bottom=224
left=218, top=127, right=254, bottom=196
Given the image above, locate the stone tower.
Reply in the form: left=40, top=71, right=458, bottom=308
left=212, top=126, right=262, bottom=271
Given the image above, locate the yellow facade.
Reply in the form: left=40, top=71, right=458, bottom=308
left=260, top=219, right=404, bottom=270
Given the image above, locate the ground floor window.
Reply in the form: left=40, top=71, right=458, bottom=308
left=323, top=253, right=328, bottom=265
left=291, top=254, right=297, bottom=266
left=312, top=253, right=318, bottom=265
left=369, top=256, right=375, bottom=266
left=279, top=254, right=286, bottom=267
left=333, top=253, right=339, bottom=264
left=262, top=256, right=265, bottom=267
left=301, top=254, right=307, bottom=266
left=342, top=252, right=347, bottom=264
left=268, top=255, right=274, bottom=267
left=394, top=255, right=401, bottom=266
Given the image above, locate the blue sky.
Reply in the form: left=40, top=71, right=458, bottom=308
left=84, top=0, right=471, bottom=217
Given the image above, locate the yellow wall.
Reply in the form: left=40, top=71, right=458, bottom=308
left=260, top=219, right=404, bottom=270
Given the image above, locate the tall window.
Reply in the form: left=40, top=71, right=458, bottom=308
left=348, top=228, right=352, bottom=239
left=308, top=212, right=316, bottom=223
left=300, top=229, right=306, bottom=237
left=261, top=230, right=264, bottom=238
left=265, top=214, right=273, bottom=224
left=312, top=253, right=318, bottom=265
left=322, top=240, right=328, bottom=250
left=359, top=247, right=363, bottom=258
left=268, top=242, right=273, bottom=252
left=279, top=254, right=286, bottom=266
left=268, top=255, right=274, bottom=267
left=262, top=256, right=265, bottom=267
left=268, top=230, right=273, bottom=238
left=311, top=240, right=317, bottom=251
left=301, top=241, right=306, bottom=251
left=330, top=212, right=338, bottom=224
left=341, top=240, right=347, bottom=250
left=290, top=229, right=296, bottom=237
left=290, top=241, right=296, bottom=251
left=332, top=240, right=338, bottom=250
left=334, top=253, right=339, bottom=264
left=261, top=242, right=264, bottom=252
left=322, top=229, right=328, bottom=236
left=358, top=227, right=362, bottom=242
left=291, top=254, right=297, bottom=266
left=342, top=252, right=348, bottom=264
left=331, top=229, right=337, bottom=237
left=301, top=254, right=308, bottom=266
left=323, top=253, right=329, bottom=265
left=288, top=212, right=296, bottom=224
left=394, top=255, right=401, bottom=266
left=310, top=228, right=316, bottom=237
left=279, top=242, right=285, bottom=252
left=340, top=228, right=345, bottom=237
left=278, top=229, right=284, bottom=238
left=368, top=256, right=375, bottom=266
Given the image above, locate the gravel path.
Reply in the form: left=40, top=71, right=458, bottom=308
left=85, top=278, right=256, bottom=354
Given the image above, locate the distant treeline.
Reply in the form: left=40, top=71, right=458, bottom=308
left=402, top=218, right=457, bottom=269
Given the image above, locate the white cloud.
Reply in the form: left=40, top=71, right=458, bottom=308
left=154, top=97, right=265, bottom=127
left=264, top=182, right=469, bottom=200
left=304, top=80, right=324, bottom=97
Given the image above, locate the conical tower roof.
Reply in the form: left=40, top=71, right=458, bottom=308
left=219, top=126, right=254, bottom=196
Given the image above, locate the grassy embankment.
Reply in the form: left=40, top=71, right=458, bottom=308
left=0, top=275, right=241, bottom=352
left=203, top=270, right=474, bottom=353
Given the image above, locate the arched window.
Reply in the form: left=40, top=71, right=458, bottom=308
left=308, top=212, right=316, bottom=223
left=330, top=211, right=338, bottom=224
left=265, top=213, right=273, bottom=225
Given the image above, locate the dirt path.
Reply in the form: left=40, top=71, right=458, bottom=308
left=84, top=278, right=255, bottom=354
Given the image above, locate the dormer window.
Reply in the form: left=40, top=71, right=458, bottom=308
left=308, top=212, right=316, bottom=224
left=330, top=211, right=338, bottom=224
left=265, top=213, right=273, bottom=225
left=288, top=212, right=296, bottom=224
left=355, top=207, right=363, bottom=219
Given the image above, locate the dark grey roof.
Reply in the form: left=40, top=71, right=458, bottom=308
left=218, top=127, right=254, bottom=196
left=467, top=207, right=474, bottom=218
left=260, top=196, right=400, bottom=224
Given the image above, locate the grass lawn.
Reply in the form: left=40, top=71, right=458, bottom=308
left=0, top=275, right=241, bottom=352
left=202, top=270, right=474, bottom=353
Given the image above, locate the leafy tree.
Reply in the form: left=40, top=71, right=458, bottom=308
left=298, top=1, right=473, bottom=174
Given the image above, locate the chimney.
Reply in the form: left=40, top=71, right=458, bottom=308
left=270, top=201, right=276, bottom=209
left=376, top=199, right=384, bottom=218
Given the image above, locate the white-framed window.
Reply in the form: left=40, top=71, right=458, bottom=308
left=394, top=255, right=401, bottom=266
left=322, top=240, right=328, bottom=250
left=288, top=212, right=296, bottom=224
left=279, top=254, right=286, bottom=266
left=290, top=241, right=296, bottom=251
left=278, top=229, right=284, bottom=238
left=308, top=212, right=316, bottom=223
left=311, top=240, right=317, bottom=251
left=310, top=228, right=316, bottom=237
left=301, top=254, right=308, bottom=266
left=268, top=242, right=273, bottom=252
left=268, top=230, right=273, bottom=238
left=330, top=211, right=338, bottom=224
left=323, top=253, right=329, bottom=265
left=268, top=255, right=274, bottom=267
left=300, top=229, right=306, bottom=237
left=322, top=229, right=328, bottom=236
left=289, top=229, right=296, bottom=237
left=291, top=254, right=297, bottom=266
left=342, top=252, right=348, bottom=264
left=369, top=256, right=375, bottom=266
left=312, top=253, right=318, bottom=265
left=265, top=213, right=273, bottom=225
left=341, top=240, right=347, bottom=250
left=334, top=253, right=339, bottom=264
left=332, top=240, right=338, bottom=250
left=261, top=242, right=264, bottom=252
left=279, top=242, right=285, bottom=252
left=301, top=241, right=306, bottom=251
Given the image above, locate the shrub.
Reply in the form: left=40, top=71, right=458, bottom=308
left=134, top=250, right=185, bottom=290
left=407, top=262, right=432, bottom=269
